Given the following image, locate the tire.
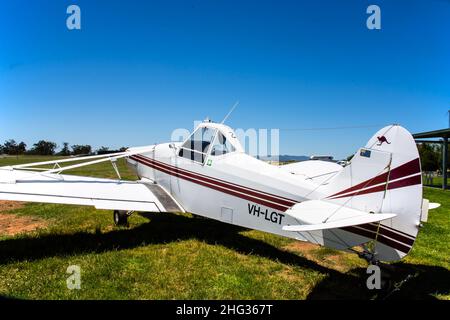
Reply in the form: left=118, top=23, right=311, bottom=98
left=113, top=210, right=128, bottom=226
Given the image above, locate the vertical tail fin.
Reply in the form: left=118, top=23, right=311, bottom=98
left=323, top=125, right=422, bottom=261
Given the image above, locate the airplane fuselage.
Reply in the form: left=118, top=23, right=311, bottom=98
left=123, top=121, right=425, bottom=262
left=127, top=142, right=328, bottom=243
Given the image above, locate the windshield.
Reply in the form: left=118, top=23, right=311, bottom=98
left=178, top=127, right=217, bottom=163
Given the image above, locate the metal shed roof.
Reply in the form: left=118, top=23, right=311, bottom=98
left=413, top=128, right=450, bottom=139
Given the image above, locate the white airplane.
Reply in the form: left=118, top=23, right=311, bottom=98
left=0, top=120, right=440, bottom=262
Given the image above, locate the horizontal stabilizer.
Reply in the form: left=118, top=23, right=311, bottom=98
left=282, top=200, right=396, bottom=232
left=429, top=202, right=440, bottom=210
left=283, top=213, right=396, bottom=231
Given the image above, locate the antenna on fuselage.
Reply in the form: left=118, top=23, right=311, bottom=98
left=221, top=101, right=239, bottom=124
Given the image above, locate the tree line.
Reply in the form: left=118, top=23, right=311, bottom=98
left=0, top=139, right=127, bottom=156
left=1, top=139, right=447, bottom=171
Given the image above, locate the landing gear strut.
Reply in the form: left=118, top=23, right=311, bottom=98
left=113, top=210, right=131, bottom=226
left=359, top=249, right=378, bottom=265
left=359, top=245, right=394, bottom=293
left=358, top=245, right=418, bottom=298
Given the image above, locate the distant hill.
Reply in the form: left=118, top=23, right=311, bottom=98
left=257, top=155, right=309, bottom=162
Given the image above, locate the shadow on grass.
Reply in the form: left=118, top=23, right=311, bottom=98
left=0, top=212, right=330, bottom=272
left=0, top=212, right=448, bottom=299
left=306, top=263, right=450, bottom=300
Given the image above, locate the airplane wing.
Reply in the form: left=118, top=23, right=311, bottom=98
left=0, top=153, right=183, bottom=213
left=282, top=200, right=396, bottom=232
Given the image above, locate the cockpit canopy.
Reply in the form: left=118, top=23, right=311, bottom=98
left=178, top=122, right=243, bottom=164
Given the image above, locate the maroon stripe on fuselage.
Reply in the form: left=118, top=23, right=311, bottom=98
left=143, top=155, right=299, bottom=205
left=342, top=226, right=411, bottom=253
left=368, top=222, right=416, bottom=240
left=354, top=223, right=415, bottom=246
left=130, top=155, right=290, bottom=211
left=388, top=174, right=422, bottom=190
left=134, top=154, right=298, bottom=207
left=327, top=158, right=421, bottom=199
left=330, top=172, right=389, bottom=198
left=329, top=173, right=421, bottom=199
left=390, top=158, right=421, bottom=180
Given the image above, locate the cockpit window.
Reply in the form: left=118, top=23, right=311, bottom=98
left=210, top=132, right=236, bottom=156
left=178, top=127, right=217, bottom=163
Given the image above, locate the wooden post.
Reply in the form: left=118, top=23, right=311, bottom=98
left=443, top=136, right=448, bottom=190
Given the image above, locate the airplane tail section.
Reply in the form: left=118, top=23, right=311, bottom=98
left=320, top=125, right=424, bottom=261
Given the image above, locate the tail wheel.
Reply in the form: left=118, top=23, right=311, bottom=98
left=113, top=210, right=128, bottom=226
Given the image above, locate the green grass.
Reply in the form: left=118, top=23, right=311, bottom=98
left=422, top=174, right=448, bottom=189
left=0, top=156, right=449, bottom=299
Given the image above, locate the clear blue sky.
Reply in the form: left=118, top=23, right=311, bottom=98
left=0, top=0, right=449, bottom=158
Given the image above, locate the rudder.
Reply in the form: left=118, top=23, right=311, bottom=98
left=322, top=125, right=422, bottom=261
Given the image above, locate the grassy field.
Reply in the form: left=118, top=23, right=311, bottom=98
left=0, top=156, right=448, bottom=300
left=423, top=175, right=448, bottom=189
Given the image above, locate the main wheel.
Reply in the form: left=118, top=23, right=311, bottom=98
left=113, top=210, right=128, bottom=226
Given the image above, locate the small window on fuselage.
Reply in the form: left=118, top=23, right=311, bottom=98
left=210, top=132, right=236, bottom=156
left=178, top=127, right=216, bottom=163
